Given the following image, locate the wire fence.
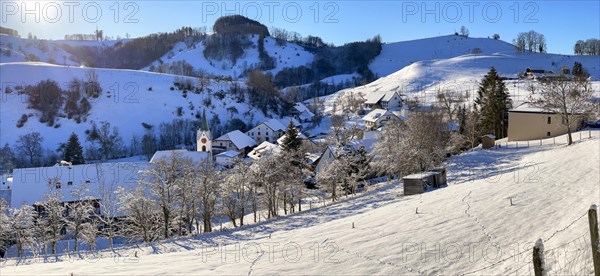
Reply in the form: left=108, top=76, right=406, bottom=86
left=495, top=130, right=600, bottom=149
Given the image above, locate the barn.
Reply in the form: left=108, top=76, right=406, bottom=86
left=402, top=168, right=448, bottom=196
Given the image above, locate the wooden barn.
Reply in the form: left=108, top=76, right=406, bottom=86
left=402, top=168, right=448, bottom=196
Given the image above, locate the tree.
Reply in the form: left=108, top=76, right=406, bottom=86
left=0, top=200, right=11, bottom=257
left=10, top=204, right=36, bottom=257
left=117, top=185, right=160, bottom=242
left=0, top=144, right=16, bottom=173
left=492, top=34, right=500, bottom=40
left=24, top=80, right=64, bottom=126
left=371, top=119, right=404, bottom=179
left=36, top=178, right=66, bottom=254
left=15, top=132, right=44, bottom=167
left=66, top=183, right=96, bottom=251
left=475, top=67, right=512, bottom=138
left=64, top=132, right=85, bottom=165
left=280, top=120, right=302, bottom=152
left=89, top=121, right=124, bottom=160
left=196, top=160, right=220, bottom=232
left=84, top=70, right=102, bottom=98
left=572, top=62, right=589, bottom=79
left=460, top=26, right=470, bottom=37
left=529, top=77, right=593, bottom=145
left=221, top=159, right=252, bottom=227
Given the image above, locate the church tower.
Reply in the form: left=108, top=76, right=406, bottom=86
left=197, top=128, right=212, bottom=153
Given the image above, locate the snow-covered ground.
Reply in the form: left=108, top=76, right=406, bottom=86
left=0, top=62, right=269, bottom=150
left=3, top=130, right=598, bottom=275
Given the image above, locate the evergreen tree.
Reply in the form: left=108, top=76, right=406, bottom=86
left=475, top=67, right=512, bottom=138
left=458, top=104, right=467, bottom=135
left=280, top=120, right=302, bottom=152
left=64, top=132, right=85, bottom=165
left=201, top=109, right=209, bottom=130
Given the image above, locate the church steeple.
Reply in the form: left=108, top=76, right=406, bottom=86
left=197, top=109, right=211, bottom=153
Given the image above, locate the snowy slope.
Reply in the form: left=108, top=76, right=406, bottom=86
left=0, top=62, right=268, bottom=151
left=0, top=34, right=125, bottom=65
left=2, top=130, right=598, bottom=274
left=143, top=35, right=314, bottom=78
left=332, top=36, right=600, bottom=109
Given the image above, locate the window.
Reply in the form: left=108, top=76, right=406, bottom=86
left=266, top=137, right=270, bottom=141
left=56, top=182, right=61, bottom=189
left=547, top=117, right=551, bottom=124
left=85, top=180, right=91, bottom=184
left=67, top=181, right=73, bottom=186
left=258, top=132, right=261, bottom=136
left=547, top=132, right=551, bottom=137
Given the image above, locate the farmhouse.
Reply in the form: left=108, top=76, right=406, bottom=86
left=213, top=130, right=257, bottom=154
left=507, top=103, right=584, bottom=141
left=247, top=141, right=281, bottom=160
left=364, top=91, right=403, bottom=110
left=362, top=108, right=408, bottom=130
left=245, top=119, right=287, bottom=143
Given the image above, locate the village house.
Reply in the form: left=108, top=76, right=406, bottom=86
left=507, top=102, right=584, bottom=141
left=212, top=130, right=257, bottom=154
left=215, top=150, right=241, bottom=167
left=362, top=108, right=408, bottom=130
left=247, top=141, right=281, bottom=160
left=245, top=119, right=287, bottom=143
left=364, top=91, right=404, bottom=110
left=291, top=102, right=315, bottom=123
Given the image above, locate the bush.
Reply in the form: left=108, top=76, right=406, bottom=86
left=16, top=114, right=28, bottom=128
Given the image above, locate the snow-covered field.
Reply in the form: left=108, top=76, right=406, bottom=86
left=2, top=130, right=598, bottom=275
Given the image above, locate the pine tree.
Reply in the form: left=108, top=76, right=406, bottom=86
left=475, top=67, right=512, bottom=138
left=64, top=132, right=85, bottom=165
left=280, top=120, right=302, bottom=152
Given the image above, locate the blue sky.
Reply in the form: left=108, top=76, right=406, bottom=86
left=2, top=1, right=599, bottom=54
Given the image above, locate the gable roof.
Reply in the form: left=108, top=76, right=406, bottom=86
left=264, top=118, right=287, bottom=132
left=294, top=103, right=315, bottom=117
left=365, top=91, right=400, bottom=105
left=150, top=150, right=210, bottom=164
left=362, top=108, right=407, bottom=122
left=215, top=130, right=257, bottom=149
left=216, top=150, right=241, bottom=158
left=280, top=117, right=301, bottom=127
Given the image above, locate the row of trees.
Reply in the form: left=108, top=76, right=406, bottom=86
left=513, top=30, right=546, bottom=53
left=574, top=39, right=600, bottom=55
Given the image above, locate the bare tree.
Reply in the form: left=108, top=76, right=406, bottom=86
left=15, top=132, right=44, bottom=167
left=66, top=182, right=96, bottom=252
left=10, top=204, right=36, bottom=257
left=529, top=77, right=594, bottom=145
left=36, top=178, right=66, bottom=255
left=196, top=160, right=220, bottom=232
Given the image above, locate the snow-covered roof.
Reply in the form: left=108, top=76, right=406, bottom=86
left=364, top=91, right=387, bottom=105
left=294, top=103, right=315, bottom=117
left=150, top=150, right=210, bottom=164
left=403, top=172, right=437, bottom=180
left=6, top=162, right=152, bottom=209
left=214, top=130, right=257, bottom=149
left=264, top=119, right=287, bottom=132
left=365, top=91, right=399, bottom=105
left=247, top=141, right=281, bottom=160
left=280, top=117, right=301, bottom=127
left=216, top=150, right=241, bottom=158
left=482, top=134, right=496, bottom=139
left=363, top=109, right=406, bottom=122
left=276, top=132, right=309, bottom=145
left=509, top=102, right=549, bottom=113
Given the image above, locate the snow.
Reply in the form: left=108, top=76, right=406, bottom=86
left=362, top=109, right=405, bottom=122
left=402, top=171, right=437, bottom=180
left=1, top=130, right=599, bottom=274
left=149, top=150, right=210, bottom=164
left=247, top=141, right=280, bottom=160
left=263, top=118, right=287, bottom=132
left=143, top=35, right=314, bottom=78
left=0, top=62, right=268, bottom=152
left=510, top=102, right=548, bottom=113
left=215, top=150, right=240, bottom=158
left=214, top=130, right=257, bottom=149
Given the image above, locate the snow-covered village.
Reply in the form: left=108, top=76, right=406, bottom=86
left=0, top=2, right=599, bottom=275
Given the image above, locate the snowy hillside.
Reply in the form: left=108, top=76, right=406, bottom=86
left=0, top=62, right=268, bottom=151
left=0, top=34, right=124, bottom=65
left=336, top=36, right=600, bottom=107
left=143, top=35, right=314, bottom=78
left=3, top=130, right=598, bottom=274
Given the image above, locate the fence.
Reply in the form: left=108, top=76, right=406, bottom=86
left=532, top=205, right=599, bottom=276
left=495, top=130, right=600, bottom=150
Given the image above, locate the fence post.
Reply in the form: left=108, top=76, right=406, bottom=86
left=533, top=239, right=545, bottom=276
left=553, top=137, right=556, bottom=145
left=580, top=132, right=582, bottom=140
left=527, top=140, right=530, bottom=148
left=516, top=142, right=519, bottom=149
left=590, top=130, right=592, bottom=139
left=589, top=205, right=600, bottom=276
left=540, top=139, right=542, bottom=146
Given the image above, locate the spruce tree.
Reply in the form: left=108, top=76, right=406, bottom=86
left=64, top=132, right=85, bottom=165
left=281, top=120, right=302, bottom=152
left=475, top=67, right=512, bottom=138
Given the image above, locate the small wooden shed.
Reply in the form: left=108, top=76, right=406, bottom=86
left=402, top=168, right=448, bottom=196
left=481, top=134, right=496, bottom=149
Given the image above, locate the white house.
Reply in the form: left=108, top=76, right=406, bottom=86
left=245, top=119, right=287, bottom=143
left=213, top=130, right=257, bottom=153
left=362, top=108, right=408, bottom=130
left=364, top=91, right=403, bottom=110
left=291, top=102, right=315, bottom=122
left=313, top=142, right=368, bottom=175
left=215, top=150, right=241, bottom=167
